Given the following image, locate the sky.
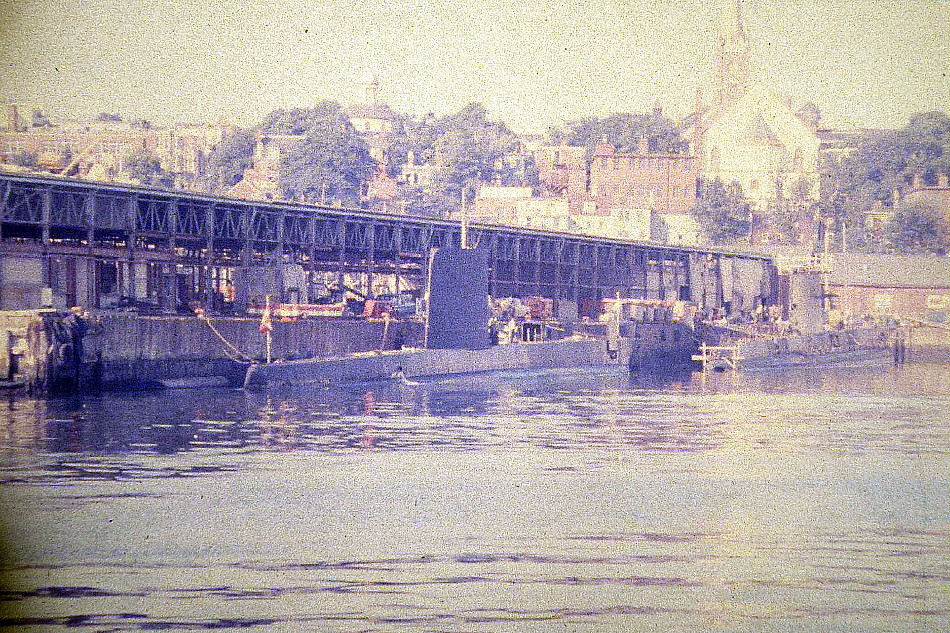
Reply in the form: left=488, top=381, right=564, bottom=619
left=1, top=0, right=948, bottom=133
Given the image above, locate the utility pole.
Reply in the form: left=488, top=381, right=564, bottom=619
left=460, top=185, right=469, bottom=249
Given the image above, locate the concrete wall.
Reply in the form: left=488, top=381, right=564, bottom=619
left=0, top=256, right=46, bottom=310
left=0, top=310, right=55, bottom=391
left=85, top=314, right=424, bottom=387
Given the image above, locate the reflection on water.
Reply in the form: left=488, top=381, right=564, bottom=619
left=0, top=363, right=947, bottom=632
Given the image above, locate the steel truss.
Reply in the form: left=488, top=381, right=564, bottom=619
left=1, top=173, right=773, bottom=311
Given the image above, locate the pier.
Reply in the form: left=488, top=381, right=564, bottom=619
left=1, top=172, right=774, bottom=315
left=0, top=172, right=785, bottom=393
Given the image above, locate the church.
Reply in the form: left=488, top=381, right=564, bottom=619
left=688, top=0, right=822, bottom=243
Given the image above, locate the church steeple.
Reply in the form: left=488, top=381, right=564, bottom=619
left=714, top=0, right=751, bottom=109
left=365, top=74, right=381, bottom=105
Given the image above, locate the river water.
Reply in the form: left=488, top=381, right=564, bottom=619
left=0, top=362, right=947, bottom=632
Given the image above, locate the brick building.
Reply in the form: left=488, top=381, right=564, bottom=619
left=534, top=145, right=587, bottom=200
left=589, top=139, right=699, bottom=214
left=826, top=254, right=950, bottom=342
left=0, top=105, right=227, bottom=190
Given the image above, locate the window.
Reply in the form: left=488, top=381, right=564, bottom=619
left=3, top=139, right=25, bottom=155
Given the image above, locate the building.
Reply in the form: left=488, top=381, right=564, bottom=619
left=0, top=105, right=227, bottom=190
left=589, top=139, right=698, bottom=214
left=825, top=253, right=950, bottom=344
left=535, top=145, right=587, bottom=200
left=570, top=206, right=654, bottom=241
left=469, top=186, right=535, bottom=225
left=228, top=134, right=303, bottom=201
left=345, top=75, right=399, bottom=202
left=397, top=151, right=441, bottom=189
left=656, top=213, right=703, bottom=246
left=688, top=0, right=821, bottom=222
left=344, top=75, right=395, bottom=164
left=513, top=197, right=574, bottom=232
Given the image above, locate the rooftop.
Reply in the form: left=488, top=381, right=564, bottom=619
left=828, top=253, right=950, bottom=288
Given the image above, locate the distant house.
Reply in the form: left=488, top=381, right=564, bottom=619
left=690, top=84, right=821, bottom=212
left=0, top=105, right=227, bottom=190
left=685, top=0, right=821, bottom=245
left=901, top=173, right=950, bottom=224
left=655, top=213, right=702, bottom=246
left=228, top=134, right=302, bottom=201
left=469, top=186, right=534, bottom=224
left=534, top=145, right=587, bottom=200
left=514, top=197, right=573, bottom=233
left=344, top=75, right=394, bottom=164
left=397, top=151, right=440, bottom=189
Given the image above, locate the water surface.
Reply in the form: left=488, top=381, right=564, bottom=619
left=0, top=363, right=947, bottom=632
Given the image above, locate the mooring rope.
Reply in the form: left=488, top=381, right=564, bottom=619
left=197, top=313, right=257, bottom=365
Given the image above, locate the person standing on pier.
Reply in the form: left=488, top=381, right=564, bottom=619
left=62, top=306, right=88, bottom=385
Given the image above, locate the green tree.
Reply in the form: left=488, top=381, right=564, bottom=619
left=392, top=186, right=456, bottom=219
left=825, top=111, right=950, bottom=246
left=886, top=203, right=950, bottom=254
left=383, top=103, right=519, bottom=216
left=125, top=150, right=172, bottom=187
left=264, top=102, right=377, bottom=205
left=206, top=103, right=378, bottom=205
left=767, top=178, right=818, bottom=245
left=692, top=178, right=752, bottom=244
left=207, top=127, right=256, bottom=190
left=382, top=112, right=440, bottom=178
left=563, top=111, right=688, bottom=158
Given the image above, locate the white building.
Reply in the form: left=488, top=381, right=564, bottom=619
left=689, top=0, right=821, bottom=212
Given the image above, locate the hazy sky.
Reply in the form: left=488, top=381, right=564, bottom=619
left=1, top=0, right=947, bottom=133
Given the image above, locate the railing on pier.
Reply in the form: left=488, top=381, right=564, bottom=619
left=692, top=343, right=744, bottom=371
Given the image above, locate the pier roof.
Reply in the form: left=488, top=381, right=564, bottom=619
left=828, top=254, right=950, bottom=289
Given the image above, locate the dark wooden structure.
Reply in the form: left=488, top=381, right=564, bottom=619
left=1, top=172, right=775, bottom=316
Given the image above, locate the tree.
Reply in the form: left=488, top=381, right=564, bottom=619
left=206, top=103, right=378, bottom=205
left=562, top=111, right=688, bottom=157
left=886, top=203, right=950, bottom=255
left=381, top=112, right=440, bottom=179
left=382, top=103, right=520, bottom=216
left=265, top=102, right=377, bottom=205
left=125, top=151, right=171, bottom=187
left=767, top=178, right=818, bottom=245
left=392, top=186, right=456, bottom=219
left=207, top=127, right=256, bottom=190
left=692, top=178, right=752, bottom=244
left=825, top=111, right=950, bottom=247
left=433, top=104, right=520, bottom=202
left=97, top=112, right=123, bottom=122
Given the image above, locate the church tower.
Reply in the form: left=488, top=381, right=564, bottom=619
left=714, top=0, right=752, bottom=109
left=365, top=74, right=381, bottom=106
